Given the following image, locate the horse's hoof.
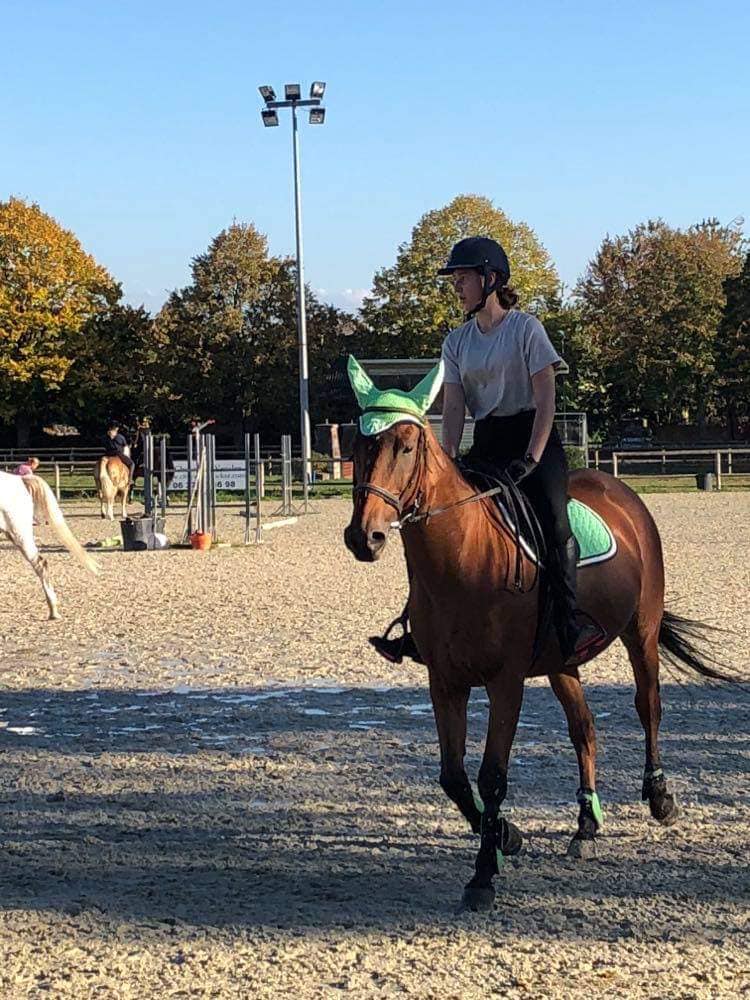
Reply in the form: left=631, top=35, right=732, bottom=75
left=501, top=820, right=523, bottom=856
left=567, top=834, right=597, bottom=860
left=49, top=613, right=61, bottom=621
left=458, top=884, right=495, bottom=913
left=651, top=793, right=679, bottom=826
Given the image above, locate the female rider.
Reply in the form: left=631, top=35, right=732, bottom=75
left=373, top=236, right=598, bottom=664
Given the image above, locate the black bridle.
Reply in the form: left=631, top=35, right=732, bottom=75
left=352, top=419, right=546, bottom=593
left=352, top=418, right=428, bottom=522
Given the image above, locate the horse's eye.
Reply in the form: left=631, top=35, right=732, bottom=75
left=402, top=445, right=414, bottom=455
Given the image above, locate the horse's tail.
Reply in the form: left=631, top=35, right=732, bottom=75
left=23, top=476, right=100, bottom=576
left=658, top=610, right=738, bottom=683
left=96, top=456, right=114, bottom=498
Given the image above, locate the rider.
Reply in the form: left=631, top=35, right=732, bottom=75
left=14, top=457, right=40, bottom=477
left=104, top=421, right=134, bottom=482
left=375, top=236, right=598, bottom=664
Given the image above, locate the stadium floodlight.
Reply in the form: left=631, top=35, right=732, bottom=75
left=258, top=81, right=329, bottom=509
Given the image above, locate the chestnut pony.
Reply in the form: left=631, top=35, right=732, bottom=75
left=344, top=364, right=730, bottom=912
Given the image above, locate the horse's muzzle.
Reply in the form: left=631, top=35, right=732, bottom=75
left=344, top=524, right=388, bottom=562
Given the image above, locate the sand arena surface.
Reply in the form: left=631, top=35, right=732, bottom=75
left=0, top=493, right=748, bottom=998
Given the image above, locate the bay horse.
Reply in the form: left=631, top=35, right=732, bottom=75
left=0, top=471, right=99, bottom=619
left=343, top=358, right=733, bottom=912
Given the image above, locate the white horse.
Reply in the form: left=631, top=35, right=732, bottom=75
left=0, top=472, right=99, bottom=619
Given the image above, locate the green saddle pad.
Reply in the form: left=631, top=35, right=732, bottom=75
left=568, top=498, right=617, bottom=566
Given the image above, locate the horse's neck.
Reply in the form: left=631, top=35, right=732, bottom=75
left=403, top=431, right=509, bottom=585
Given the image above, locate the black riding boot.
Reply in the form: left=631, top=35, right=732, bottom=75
left=551, top=536, right=601, bottom=662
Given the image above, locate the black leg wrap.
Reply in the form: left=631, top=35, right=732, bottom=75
left=641, top=767, right=666, bottom=802
left=497, top=816, right=523, bottom=856
left=642, top=768, right=679, bottom=825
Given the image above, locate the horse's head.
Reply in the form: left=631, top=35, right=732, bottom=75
left=343, top=356, right=443, bottom=563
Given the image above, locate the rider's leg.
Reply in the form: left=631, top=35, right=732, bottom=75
left=120, top=453, right=135, bottom=483
left=522, top=434, right=598, bottom=661
left=369, top=556, right=423, bottom=663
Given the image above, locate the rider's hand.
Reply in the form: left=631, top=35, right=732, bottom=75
left=507, top=454, right=538, bottom=483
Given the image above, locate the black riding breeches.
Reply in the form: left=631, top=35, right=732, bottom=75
left=467, top=411, right=572, bottom=548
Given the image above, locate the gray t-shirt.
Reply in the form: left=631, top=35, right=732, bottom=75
left=441, top=310, right=562, bottom=419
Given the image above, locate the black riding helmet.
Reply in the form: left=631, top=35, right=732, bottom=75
left=438, top=236, right=511, bottom=319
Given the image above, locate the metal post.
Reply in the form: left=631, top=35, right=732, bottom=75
left=207, top=435, right=217, bottom=540
left=143, top=431, right=154, bottom=516
left=54, top=463, right=61, bottom=501
left=244, top=431, right=252, bottom=544
left=159, top=436, right=168, bottom=521
left=728, top=449, right=733, bottom=475
left=186, top=433, right=193, bottom=532
left=283, top=434, right=293, bottom=515
left=715, top=450, right=722, bottom=491
left=291, top=104, right=311, bottom=513
left=254, top=433, right=263, bottom=544
left=612, top=452, right=619, bottom=478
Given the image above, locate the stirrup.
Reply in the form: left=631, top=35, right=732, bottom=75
left=563, top=613, right=606, bottom=665
left=369, top=613, right=424, bottom=665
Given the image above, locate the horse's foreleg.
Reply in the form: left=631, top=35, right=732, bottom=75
left=621, top=622, right=679, bottom=826
left=549, top=670, right=601, bottom=859
left=430, top=679, right=481, bottom=834
left=461, top=673, right=524, bottom=913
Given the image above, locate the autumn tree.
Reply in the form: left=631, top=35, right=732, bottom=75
left=576, top=219, right=744, bottom=432
left=359, top=194, right=559, bottom=358
left=155, top=222, right=350, bottom=440
left=0, top=197, right=119, bottom=445
left=715, top=251, right=750, bottom=438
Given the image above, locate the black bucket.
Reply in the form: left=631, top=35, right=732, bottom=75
left=120, top=516, right=165, bottom=551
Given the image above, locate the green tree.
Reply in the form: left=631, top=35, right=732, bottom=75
left=61, top=304, right=163, bottom=436
left=0, top=197, right=119, bottom=445
left=360, top=194, right=559, bottom=358
left=716, top=251, right=750, bottom=438
left=541, top=296, right=609, bottom=431
left=155, top=222, right=350, bottom=440
left=576, top=219, right=744, bottom=433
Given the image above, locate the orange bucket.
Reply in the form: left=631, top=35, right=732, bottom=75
left=190, top=531, right=212, bottom=551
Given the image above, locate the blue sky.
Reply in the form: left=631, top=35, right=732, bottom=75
left=2, top=0, right=748, bottom=313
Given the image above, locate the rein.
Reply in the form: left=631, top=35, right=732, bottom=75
left=353, top=423, right=546, bottom=593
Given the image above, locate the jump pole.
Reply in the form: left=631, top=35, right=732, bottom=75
left=159, top=435, right=168, bottom=521
left=143, top=430, right=154, bottom=516
left=254, top=433, right=263, bottom=544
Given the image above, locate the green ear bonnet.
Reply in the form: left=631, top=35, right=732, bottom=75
left=347, top=355, right=444, bottom=436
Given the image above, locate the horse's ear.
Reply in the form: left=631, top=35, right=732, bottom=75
left=408, top=361, right=445, bottom=415
left=347, top=356, right=376, bottom=409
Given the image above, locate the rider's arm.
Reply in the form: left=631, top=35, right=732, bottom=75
left=442, top=382, right=466, bottom=459
left=527, top=365, right=556, bottom=462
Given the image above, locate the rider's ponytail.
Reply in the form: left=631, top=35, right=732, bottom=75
left=497, top=284, right=519, bottom=309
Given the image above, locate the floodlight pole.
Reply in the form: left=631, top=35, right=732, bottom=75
left=290, top=102, right=311, bottom=511
left=260, top=91, right=323, bottom=510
